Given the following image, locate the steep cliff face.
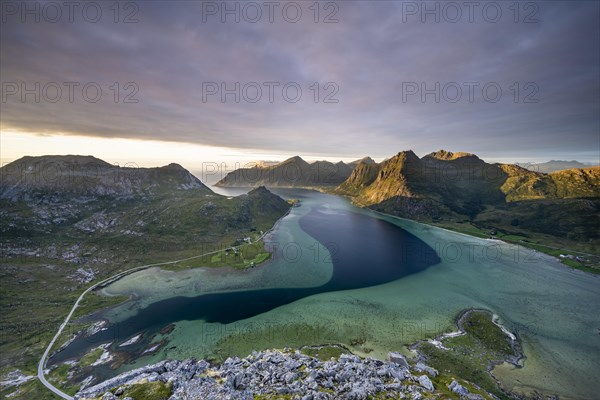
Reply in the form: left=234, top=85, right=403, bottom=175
left=359, top=151, right=423, bottom=203
left=340, top=150, right=488, bottom=217
left=336, top=160, right=380, bottom=194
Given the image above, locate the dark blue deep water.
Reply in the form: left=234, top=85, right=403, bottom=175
left=50, top=200, right=439, bottom=366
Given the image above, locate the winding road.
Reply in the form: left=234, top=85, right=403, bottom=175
left=37, top=229, right=275, bottom=399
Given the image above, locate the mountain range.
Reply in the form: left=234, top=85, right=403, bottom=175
left=215, top=157, right=375, bottom=188
left=526, top=160, right=591, bottom=174
left=0, top=155, right=291, bottom=239
left=218, top=150, right=600, bottom=247
left=1, top=153, right=598, bottom=399
left=337, top=150, right=600, bottom=247
left=337, top=150, right=600, bottom=212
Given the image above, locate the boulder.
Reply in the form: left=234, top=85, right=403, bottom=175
left=414, top=362, right=438, bottom=377
left=283, top=372, right=297, bottom=384
left=387, top=352, right=409, bottom=369
left=466, top=395, right=486, bottom=400
left=347, top=385, right=368, bottom=400
left=339, top=354, right=361, bottom=363
left=448, top=379, right=470, bottom=396
left=417, top=375, right=434, bottom=391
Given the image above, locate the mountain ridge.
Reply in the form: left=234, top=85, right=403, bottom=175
left=334, top=149, right=600, bottom=247
left=215, top=156, right=356, bottom=188
left=526, top=159, right=591, bottom=173
left=336, top=150, right=600, bottom=205
left=349, top=156, right=376, bottom=166
left=0, top=155, right=209, bottom=200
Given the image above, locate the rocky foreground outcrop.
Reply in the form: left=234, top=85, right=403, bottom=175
left=76, top=349, right=490, bottom=400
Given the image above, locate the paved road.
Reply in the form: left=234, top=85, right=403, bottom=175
left=37, top=229, right=275, bottom=399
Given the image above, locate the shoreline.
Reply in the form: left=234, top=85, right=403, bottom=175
left=409, top=308, right=527, bottom=399
left=68, top=309, right=521, bottom=400
left=409, top=308, right=524, bottom=368
left=456, top=309, right=525, bottom=371
left=318, top=183, right=600, bottom=273
left=357, top=200, right=600, bottom=276
left=216, top=186, right=575, bottom=270
left=48, top=204, right=294, bottom=349
left=37, top=197, right=293, bottom=400
left=40, top=187, right=588, bottom=399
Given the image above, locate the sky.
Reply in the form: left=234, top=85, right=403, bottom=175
left=1, top=0, right=599, bottom=171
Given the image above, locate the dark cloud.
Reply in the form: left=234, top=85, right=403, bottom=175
left=1, top=1, right=598, bottom=162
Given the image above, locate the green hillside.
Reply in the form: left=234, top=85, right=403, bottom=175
left=0, top=156, right=291, bottom=390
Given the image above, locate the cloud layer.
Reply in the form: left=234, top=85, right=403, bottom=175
left=1, top=1, right=598, bottom=161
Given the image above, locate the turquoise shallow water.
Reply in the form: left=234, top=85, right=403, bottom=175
left=65, top=189, right=600, bottom=399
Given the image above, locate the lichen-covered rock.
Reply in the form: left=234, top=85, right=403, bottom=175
left=417, top=375, right=434, bottom=391
left=387, top=351, right=409, bottom=369
left=448, top=379, right=470, bottom=396
left=414, top=361, right=438, bottom=377
left=75, top=349, right=493, bottom=400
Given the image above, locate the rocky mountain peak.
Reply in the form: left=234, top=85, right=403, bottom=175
left=395, top=150, right=419, bottom=160
left=280, top=156, right=308, bottom=166
left=161, top=163, right=187, bottom=171
left=425, top=150, right=478, bottom=161
left=350, top=156, right=376, bottom=166
left=248, top=186, right=271, bottom=196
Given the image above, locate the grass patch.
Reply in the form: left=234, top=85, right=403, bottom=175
left=435, top=221, right=490, bottom=239
left=166, top=240, right=271, bottom=271
left=432, top=219, right=600, bottom=275
left=73, top=292, right=130, bottom=320
left=416, top=310, right=518, bottom=399
left=254, top=394, right=296, bottom=400
left=46, top=363, right=79, bottom=396
left=461, top=312, right=514, bottom=356
left=0, top=377, right=64, bottom=399
left=300, top=345, right=350, bottom=361
left=109, top=381, right=172, bottom=400
left=367, top=394, right=412, bottom=400
left=79, top=347, right=104, bottom=367
left=47, top=363, right=70, bottom=384
left=429, top=374, right=494, bottom=400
